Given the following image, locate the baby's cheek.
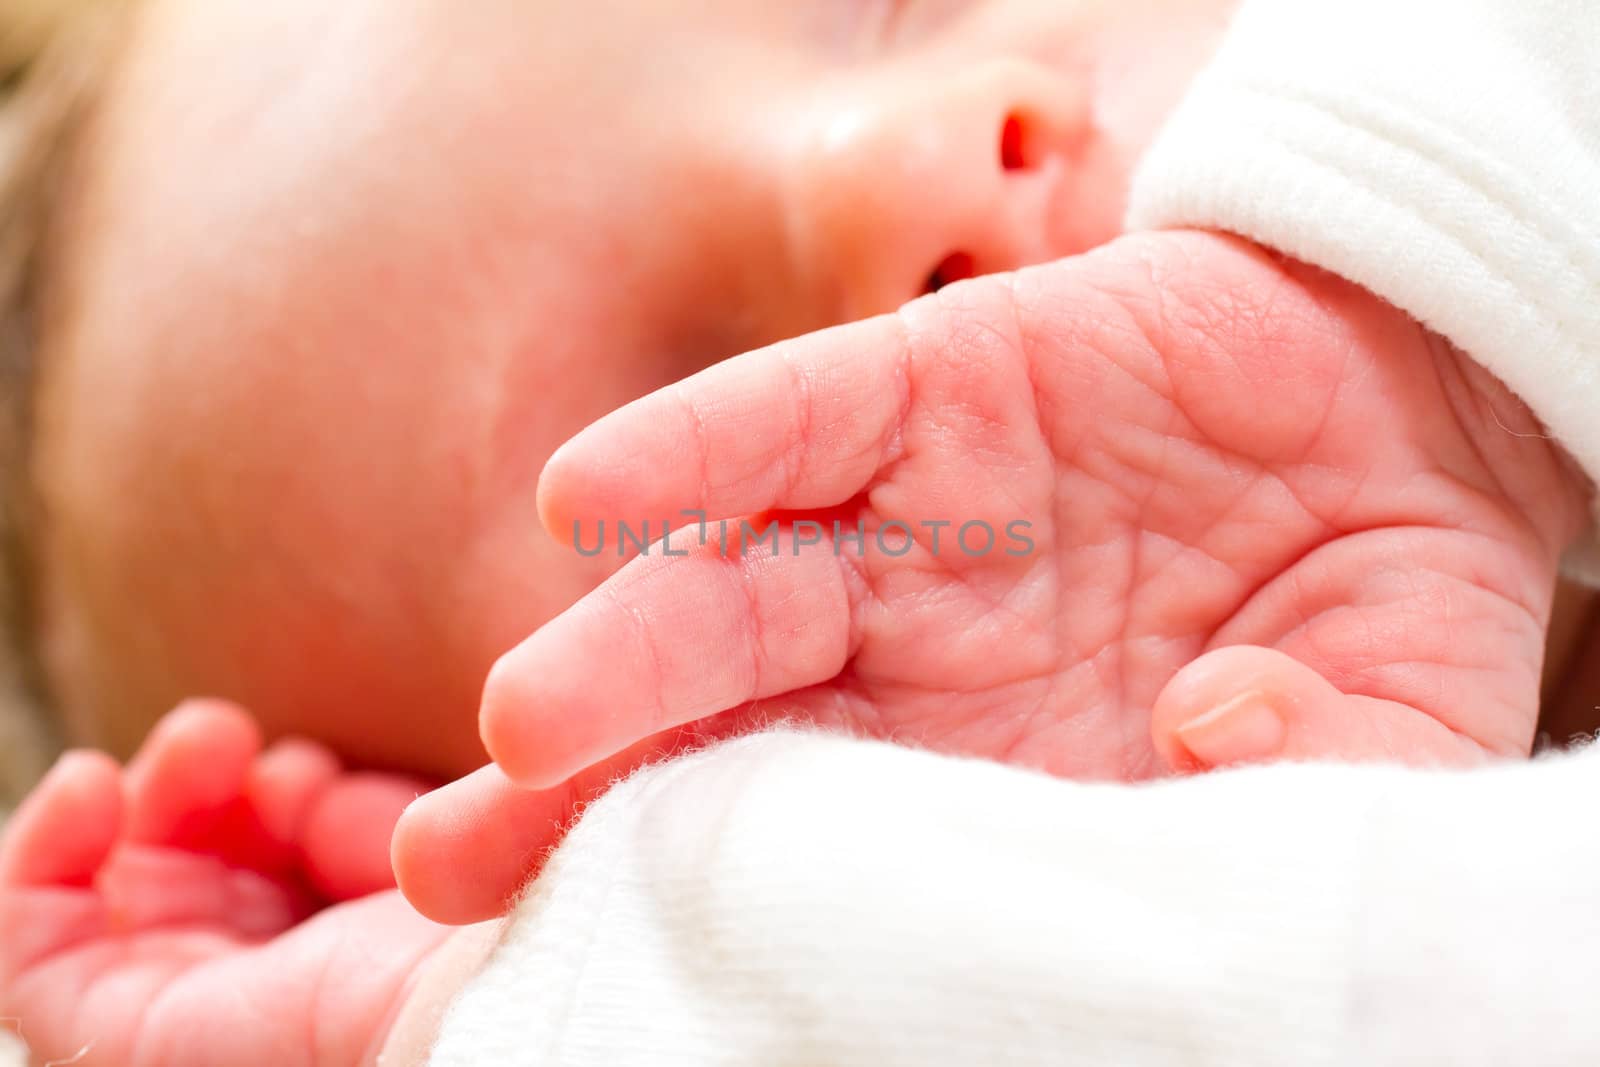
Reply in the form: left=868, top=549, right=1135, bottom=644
left=41, top=418, right=502, bottom=777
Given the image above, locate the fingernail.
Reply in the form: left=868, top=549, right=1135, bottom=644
left=1175, top=690, right=1286, bottom=768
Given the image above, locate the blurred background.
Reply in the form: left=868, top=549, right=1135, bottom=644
left=0, top=0, right=117, bottom=812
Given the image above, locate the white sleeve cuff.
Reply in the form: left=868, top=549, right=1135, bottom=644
left=1126, top=0, right=1600, bottom=575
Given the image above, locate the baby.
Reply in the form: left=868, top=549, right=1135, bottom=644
left=2, top=0, right=1595, bottom=1063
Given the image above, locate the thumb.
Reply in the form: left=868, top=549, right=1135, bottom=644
left=1151, top=645, right=1494, bottom=773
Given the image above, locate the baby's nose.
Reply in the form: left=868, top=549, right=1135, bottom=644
left=785, top=57, right=1088, bottom=321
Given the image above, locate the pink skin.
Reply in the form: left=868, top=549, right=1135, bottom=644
left=394, top=231, right=1589, bottom=923
left=13, top=1, right=1251, bottom=1057
left=0, top=701, right=463, bottom=1067
left=18, top=0, right=1585, bottom=1054
left=34, top=0, right=1234, bottom=776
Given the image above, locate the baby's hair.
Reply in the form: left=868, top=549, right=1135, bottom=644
left=0, top=0, right=129, bottom=809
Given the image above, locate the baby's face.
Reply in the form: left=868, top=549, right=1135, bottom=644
left=35, top=0, right=1233, bottom=774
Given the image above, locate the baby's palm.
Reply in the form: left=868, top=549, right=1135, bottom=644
left=397, top=232, right=1582, bottom=923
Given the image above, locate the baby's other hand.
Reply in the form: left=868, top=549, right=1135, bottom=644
left=398, top=231, right=1588, bottom=922
left=0, top=701, right=451, bottom=1066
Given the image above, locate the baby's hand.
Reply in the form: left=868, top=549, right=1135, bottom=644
left=0, top=701, right=454, bottom=1066
left=397, top=231, right=1587, bottom=922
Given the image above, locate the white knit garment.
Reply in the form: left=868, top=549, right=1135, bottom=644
left=430, top=0, right=1600, bottom=1061
left=430, top=731, right=1600, bottom=1065
left=1127, top=0, right=1600, bottom=572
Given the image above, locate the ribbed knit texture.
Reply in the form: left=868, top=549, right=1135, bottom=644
left=1127, top=0, right=1600, bottom=574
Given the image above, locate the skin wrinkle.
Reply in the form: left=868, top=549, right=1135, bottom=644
left=903, top=302, right=1002, bottom=463
left=668, top=379, right=715, bottom=532
left=882, top=313, right=917, bottom=469
left=1227, top=528, right=1540, bottom=748
left=956, top=279, right=1045, bottom=525
left=858, top=518, right=996, bottom=632
left=733, top=549, right=777, bottom=707
left=1394, top=551, right=1546, bottom=653
left=1420, top=334, right=1522, bottom=506
left=1440, top=335, right=1583, bottom=558
left=773, top=349, right=814, bottom=509
left=304, top=939, right=336, bottom=1067
left=996, top=274, right=1102, bottom=758
left=1178, top=504, right=1364, bottom=679
left=1366, top=577, right=1453, bottom=715
left=1009, top=301, right=1098, bottom=468
left=1070, top=287, right=1178, bottom=410
left=855, top=670, right=1058, bottom=764
left=1168, top=247, right=1364, bottom=462
left=1041, top=281, right=1174, bottom=750
left=334, top=924, right=421, bottom=1067
left=57, top=956, right=116, bottom=1066
left=1114, top=416, right=1168, bottom=761
left=849, top=612, right=1063, bottom=698
left=976, top=679, right=1063, bottom=767
left=937, top=575, right=1052, bottom=697
left=1333, top=652, right=1500, bottom=755
left=127, top=953, right=231, bottom=1067
left=601, top=580, right=671, bottom=738
left=357, top=964, right=424, bottom=1067
left=1034, top=655, right=1132, bottom=768
left=1147, top=443, right=1311, bottom=596
left=1267, top=550, right=1516, bottom=751
left=7, top=893, right=102, bottom=974
left=1284, top=347, right=1347, bottom=485
left=1427, top=524, right=1548, bottom=628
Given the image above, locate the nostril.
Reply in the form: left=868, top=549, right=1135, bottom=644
left=924, top=251, right=976, bottom=294
left=999, top=111, right=1031, bottom=171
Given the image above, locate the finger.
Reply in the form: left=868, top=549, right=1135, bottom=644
left=124, top=698, right=261, bottom=845
left=0, top=750, right=122, bottom=887
left=1152, top=645, right=1490, bottom=772
left=392, top=764, right=576, bottom=925
left=299, top=772, right=433, bottom=901
left=481, top=530, right=858, bottom=789
left=394, top=731, right=692, bottom=924
left=538, top=312, right=910, bottom=545
left=246, top=736, right=342, bottom=857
